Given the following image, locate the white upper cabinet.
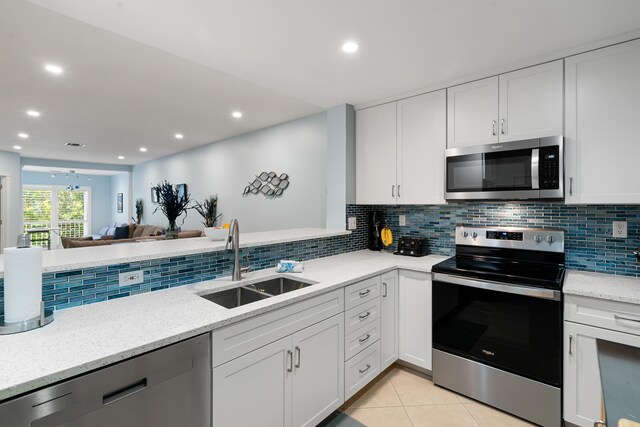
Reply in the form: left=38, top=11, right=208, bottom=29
left=565, top=39, right=640, bottom=204
left=447, top=76, right=499, bottom=148
left=447, top=61, right=563, bottom=148
left=499, top=60, right=563, bottom=142
left=397, top=90, right=447, bottom=204
left=356, top=91, right=447, bottom=205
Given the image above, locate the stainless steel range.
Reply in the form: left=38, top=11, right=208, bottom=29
left=431, top=226, right=565, bottom=427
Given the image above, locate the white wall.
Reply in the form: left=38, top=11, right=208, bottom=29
left=132, top=112, right=329, bottom=232
left=0, top=150, right=22, bottom=249
left=110, top=172, right=131, bottom=224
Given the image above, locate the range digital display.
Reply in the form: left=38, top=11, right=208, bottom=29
left=486, top=231, right=523, bottom=241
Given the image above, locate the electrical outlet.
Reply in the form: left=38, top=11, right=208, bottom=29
left=119, top=270, right=144, bottom=286
left=348, top=217, right=357, bottom=230
left=399, top=215, right=406, bottom=226
left=613, top=221, right=627, bottom=238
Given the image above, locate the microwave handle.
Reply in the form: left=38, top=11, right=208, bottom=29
left=531, top=148, right=539, bottom=190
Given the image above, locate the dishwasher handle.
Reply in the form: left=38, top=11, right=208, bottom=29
left=102, top=378, right=148, bottom=405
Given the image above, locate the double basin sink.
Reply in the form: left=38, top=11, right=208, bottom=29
left=200, top=276, right=317, bottom=309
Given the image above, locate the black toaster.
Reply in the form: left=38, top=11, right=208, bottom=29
left=396, top=237, right=429, bottom=257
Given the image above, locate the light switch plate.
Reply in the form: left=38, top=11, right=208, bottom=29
left=348, top=217, right=357, bottom=230
left=399, top=215, right=406, bottom=226
left=613, top=221, right=627, bottom=238
left=119, top=270, right=144, bottom=286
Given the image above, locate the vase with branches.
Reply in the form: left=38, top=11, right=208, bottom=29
left=153, top=180, right=191, bottom=238
left=193, top=195, right=222, bottom=228
left=132, top=198, right=143, bottom=225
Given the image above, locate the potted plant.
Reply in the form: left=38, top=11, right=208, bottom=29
left=153, top=180, right=191, bottom=239
left=194, top=195, right=225, bottom=240
left=132, top=198, right=143, bottom=225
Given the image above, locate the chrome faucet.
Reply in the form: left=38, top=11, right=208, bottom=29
left=226, top=219, right=249, bottom=281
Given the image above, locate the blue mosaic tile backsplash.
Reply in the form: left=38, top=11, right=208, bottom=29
left=370, top=203, right=640, bottom=277
left=1, top=202, right=638, bottom=316
left=0, top=205, right=371, bottom=315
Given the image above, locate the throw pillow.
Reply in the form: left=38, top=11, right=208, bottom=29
left=128, top=223, right=137, bottom=239
left=113, top=226, right=129, bottom=240
left=132, top=225, right=145, bottom=238
left=107, top=227, right=116, bottom=236
left=140, top=225, right=156, bottom=237
left=99, top=227, right=109, bottom=236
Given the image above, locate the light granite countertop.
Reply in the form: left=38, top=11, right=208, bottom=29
left=563, top=270, right=640, bottom=305
left=0, top=250, right=447, bottom=401
left=0, top=228, right=350, bottom=274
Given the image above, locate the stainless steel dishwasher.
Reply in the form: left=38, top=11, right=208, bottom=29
left=0, top=333, right=211, bottom=427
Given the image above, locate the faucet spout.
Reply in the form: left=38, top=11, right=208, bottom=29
left=226, top=219, right=242, bottom=281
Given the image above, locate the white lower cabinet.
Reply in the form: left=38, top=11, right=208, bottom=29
left=380, top=270, right=399, bottom=371
left=398, top=270, right=432, bottom=370
left=564, top=295, right=640, bottom=426
left=212, top=313, right=344, bottom=427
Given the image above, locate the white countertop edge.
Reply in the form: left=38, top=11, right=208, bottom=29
left=0, top=228, right=351, bottom=275
left=563, top=270, right=640, bottom=305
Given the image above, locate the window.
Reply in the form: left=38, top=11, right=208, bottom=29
left=23, top=185, right=91, bottom=248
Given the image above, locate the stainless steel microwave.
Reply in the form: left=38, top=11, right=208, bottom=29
left=444, top=136, right=563, bottom=200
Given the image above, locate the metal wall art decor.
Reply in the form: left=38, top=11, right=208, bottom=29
left=243, top=172, right=290, bottom=197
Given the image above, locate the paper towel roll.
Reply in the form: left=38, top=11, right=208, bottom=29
left=4, top=246, right=42, bottom=323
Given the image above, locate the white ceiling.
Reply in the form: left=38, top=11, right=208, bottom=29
left=2, top=0, right=640, bottom=165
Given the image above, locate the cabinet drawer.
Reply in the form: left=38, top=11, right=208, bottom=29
left=345, top=299, right=380, bottom=336
left=565, top=295, right=640, bottom=337
left=345, top=276, right=381, bottom=310
left=345, top=341, right=380, bottom=400
left=212, top=289, right=343, bottom=367
left=345, top=319, right=380, bottom=361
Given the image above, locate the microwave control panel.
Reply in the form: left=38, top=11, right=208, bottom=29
left=540, top=146, right=560, bottom=189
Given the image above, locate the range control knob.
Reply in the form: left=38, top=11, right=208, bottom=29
left=461, top=231, right=469, bottom=238
left=533, top=234, right=543, bottom=243
left=546, top=235, right=554, bottom=244
left=471, top=232, right=478, bottom=239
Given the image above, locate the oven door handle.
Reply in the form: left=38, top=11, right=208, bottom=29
left=432, top=272, right=561, bottom=301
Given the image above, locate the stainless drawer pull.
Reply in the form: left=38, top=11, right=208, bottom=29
left=359, top=289, right=371, bottom=297
left=286, top=350, right=293, bottom=372
left=569, top=335, right=573, bottom=355
left=294, top=346, right=301, bottom=368
left=382, top=283, right=387, bottom=298
left=492, top=120, right=496, bottom=136
left=614, top=314, right=640, bottom=324
left=359, top=334, right=371, bottom=344
left=359, top=364, right=371, bottom=374
left=103, top=378, right=147, bottom=405
left=359, top=311, right=371, bottom=320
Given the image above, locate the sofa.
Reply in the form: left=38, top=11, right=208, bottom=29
left=61, top=224, right=202, bottom=248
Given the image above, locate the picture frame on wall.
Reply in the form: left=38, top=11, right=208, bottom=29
left=177, top=183, right=187, bottom=202
left=151, top=187, right=159, bottom=204
left=116, top=193, right=123, bottom=213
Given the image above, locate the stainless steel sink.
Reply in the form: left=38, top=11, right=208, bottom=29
left=200, top=276, right=317, bottom=309
left=200, top=287, right=271, bottom=309
left=244, top=277, right=315, bottom=296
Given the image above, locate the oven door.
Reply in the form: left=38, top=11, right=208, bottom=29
left=445, top=139, right=541, bottom=200
left=432, top=274, right=562, bottom=387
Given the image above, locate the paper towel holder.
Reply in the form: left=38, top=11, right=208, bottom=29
left=0, top=301, right=53, bottom=335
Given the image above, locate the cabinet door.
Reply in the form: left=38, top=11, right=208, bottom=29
left=447, top=76, right=499, bottom=148
left=498, top=60, right=563, bottom=142
left=398, top=270, right=432, bottom=370
left=212, top=337, right=292, bottom=427
left=397, top=90, right=447, bottom=204
left=291, top=314, right=344, bottom=427
left=380, top=270, right=399, bottom=370
left=565, top=39, right=640, bottom=203
left=564, top=321, right=640, bottom=427
left=355, top=102, right=398, bottom=204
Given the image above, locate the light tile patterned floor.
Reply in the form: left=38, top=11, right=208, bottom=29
left=340, top=364, right=536, bottom=427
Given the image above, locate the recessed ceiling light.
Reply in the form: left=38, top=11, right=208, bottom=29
left=232, top=111, right=243, bottom=119
left=139, top=147, right=147, bottom=152
left=18, top=133, right=29, bottom=139
left=341, top=41, right=359, bottom=53
left=13, top=145, right=22, bottom=150
left=118, top=155, right=125, bottom=160
left=45, top=64, right=64, bottom=74
left=27, top=110, right=40, bottom=117
left=175, top=133, right=184, bottom=139
left=64, top=142, right=86, bottom=148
